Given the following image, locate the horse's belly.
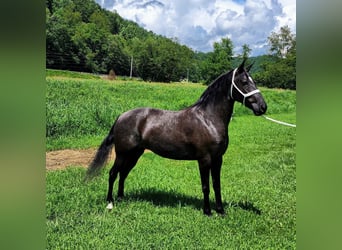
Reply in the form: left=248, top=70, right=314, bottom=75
left=145, top=141, right=198, bottom=160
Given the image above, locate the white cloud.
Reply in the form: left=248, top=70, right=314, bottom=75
left=96, top=0, right=296, bottom=56
left=276, top=0, right=296, bottom=32
left=213, top=0, right=284, bottom=55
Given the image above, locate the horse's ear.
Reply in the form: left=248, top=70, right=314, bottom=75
left=237, top=59, right=247, bottom=73
left=246, top=61, right=255, bottom=72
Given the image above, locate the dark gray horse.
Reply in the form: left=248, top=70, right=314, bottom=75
left=86, top=59, right=267, bottom=215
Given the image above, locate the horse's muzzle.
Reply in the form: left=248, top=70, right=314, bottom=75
left=253, top=102, right=267, bottom=116
left=252, top=102, right=267, bottom=116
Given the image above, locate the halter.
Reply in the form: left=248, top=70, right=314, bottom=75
left=230, top=68, right=260, bottom=106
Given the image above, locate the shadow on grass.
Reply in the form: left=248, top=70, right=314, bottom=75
left=127, top=188, right=261, bottom=215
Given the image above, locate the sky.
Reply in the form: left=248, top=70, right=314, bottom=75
left=96, top=0, right=296, bottom=56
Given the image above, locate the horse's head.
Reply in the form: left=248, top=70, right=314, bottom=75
left=230, top=60, right=267, bottom=116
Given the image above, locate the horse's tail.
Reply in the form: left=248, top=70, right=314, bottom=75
left=85, top=122, right=116, bottom=180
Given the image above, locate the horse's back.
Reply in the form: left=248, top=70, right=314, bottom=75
left=113, top=107, right=186, bottom=155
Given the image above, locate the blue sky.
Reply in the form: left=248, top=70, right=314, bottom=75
left=96, top=0, right=296, bottom=56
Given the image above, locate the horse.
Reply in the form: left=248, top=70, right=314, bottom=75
left=86, top=59, right=267, bottom=216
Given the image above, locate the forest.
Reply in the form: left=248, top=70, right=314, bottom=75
left=46, top=0, right=296, bottom=89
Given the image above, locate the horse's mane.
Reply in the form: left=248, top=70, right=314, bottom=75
left=190, top=69, right=233, bottom=108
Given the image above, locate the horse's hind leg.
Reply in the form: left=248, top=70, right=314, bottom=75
left=117, top=148, right=144, bottom=198
left=106, top=157, right=122, bottom=209
left=106, top=148, right=144, bottom=210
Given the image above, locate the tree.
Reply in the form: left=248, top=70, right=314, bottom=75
left=254, top=26, right=296, bottom=89
left=105, top=35, right=130, bottom=76
left=105, top=10, right=122, bottom=34
left=46, top=2, right=83, bottom=70
left=89, top=10, right=111, bottom=33
left=213, top=38, right=233, bottom=69
left=202, top=37, right=234, bottom=84
left=268, top=25, right=295, bottom=58
left=129, top=36, right=194, bottom=82
left=72, top=0, right=100, bottom=22
left=241, top=44, right=251, bottom=61
left=256, top=59, right=296, bottom=89
left=72, top=23, right=110, bottom=72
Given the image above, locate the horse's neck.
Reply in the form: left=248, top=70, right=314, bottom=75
left=190, top=76, right=235, bottom=125
left=225, top=100, right=235, bottom=124
left=221, top=82, right=235, bottom=125
left=220, top=99, right=235, bottom=126
left=202, top=97, right=235, bottom=126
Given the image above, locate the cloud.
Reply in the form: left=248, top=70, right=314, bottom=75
left=276, top=0, right=296, bottom=32
left=96, top=0, right=296, bottom=56
left=212, top=0, right=284, bottom=55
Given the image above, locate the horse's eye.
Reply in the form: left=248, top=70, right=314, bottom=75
left=241, top=78, right=248, bottom=85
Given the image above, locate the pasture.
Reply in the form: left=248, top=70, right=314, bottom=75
left=46, top=70, right=296, bottom=249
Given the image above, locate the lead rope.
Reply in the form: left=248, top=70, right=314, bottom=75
left=262, top=115, right=296, bottom=127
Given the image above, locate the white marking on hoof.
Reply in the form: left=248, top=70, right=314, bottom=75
left=106, top=202, right=113, bottom=210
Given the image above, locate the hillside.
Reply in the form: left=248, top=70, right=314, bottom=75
left=46, top=0, right=295, bottom=88
left=46, top=0, right=195, bottom=81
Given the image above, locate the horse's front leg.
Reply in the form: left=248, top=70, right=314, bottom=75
left=198, top=158, right=211, bottom=216
left=211, top=156, right=225, bottom=215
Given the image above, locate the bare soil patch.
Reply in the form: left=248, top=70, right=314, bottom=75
left=46, top=148, right=115, bottom=171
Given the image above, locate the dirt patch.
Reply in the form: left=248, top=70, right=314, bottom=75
left=46, top=149, right=151, bottom=171
left=46, top=148, right=115, bottom=171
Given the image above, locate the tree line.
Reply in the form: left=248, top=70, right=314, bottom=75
left=46, top=0, right=296, bottom=89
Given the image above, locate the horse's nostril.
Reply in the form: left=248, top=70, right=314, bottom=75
left=261, top=103, right=267, bottom=113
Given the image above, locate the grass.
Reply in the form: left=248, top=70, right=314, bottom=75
left=46, top=70, right=296, bottom=249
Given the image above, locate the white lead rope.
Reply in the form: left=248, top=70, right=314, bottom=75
left=262, top=115, right=296, bottom=128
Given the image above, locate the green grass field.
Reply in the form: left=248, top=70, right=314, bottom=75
left=46, top=70, right=296, bottom=249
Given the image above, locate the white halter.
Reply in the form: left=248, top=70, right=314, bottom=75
left=230, top=68, right=260, bottom=106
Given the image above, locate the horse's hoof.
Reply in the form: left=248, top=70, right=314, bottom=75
left=216, top=208, right=225, bottom=215
left=203, top=209, right=212, bottom=216
left=106, top=202, right=113, bottom=210
left=217, top=211, right=226, bottom=217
